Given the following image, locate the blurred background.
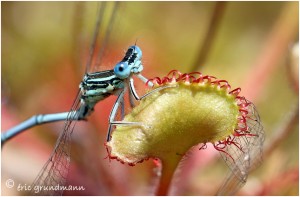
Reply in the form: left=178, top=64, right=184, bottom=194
left=1, top=1, right=298, bottom=195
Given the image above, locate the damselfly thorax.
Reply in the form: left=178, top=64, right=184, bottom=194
left=79, top=70, right=123, bottom=116
left=28, top=44, right=162, bottom=195
left=2, top=2, right=164, bottom=196
left=78, top=45, right=143, bottom=118
left=2, top=3, right=170, bottom=195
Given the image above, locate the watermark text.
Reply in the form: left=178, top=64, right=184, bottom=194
left=5, top=179, right=85, bottom=194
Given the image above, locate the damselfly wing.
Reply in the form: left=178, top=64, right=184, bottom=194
left=30, top=2, right=123, bottom=195
left=216, top=101, right=265, bottom=195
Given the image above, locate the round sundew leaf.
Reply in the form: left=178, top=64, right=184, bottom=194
left=107, top=82, right=239, bottom=165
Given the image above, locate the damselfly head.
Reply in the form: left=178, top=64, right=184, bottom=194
left=114, top=45, right=143, bottom=79
left=129, top=45, right=142, bottom=59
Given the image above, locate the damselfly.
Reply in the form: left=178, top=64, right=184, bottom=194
left=2, top=2, right=267, bottom=195
left=1, top=2, right=165, bottom=195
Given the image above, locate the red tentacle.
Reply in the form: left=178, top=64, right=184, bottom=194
left=229, top=88, right=241, bottom=96
left=199, top=143, right=208, bottom=150
left=213, top=142, right=235, bottom=163
left=147, top=70, right=259, bottom=165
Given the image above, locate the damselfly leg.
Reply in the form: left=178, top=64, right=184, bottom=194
left=29, top=34, right=171, bottom=195
left=107, top=78, right=177, bottom=142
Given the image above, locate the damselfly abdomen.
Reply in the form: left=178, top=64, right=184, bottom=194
left=30, top=44, right=158, bottom=195
left=2, top=2, right=155, bottom=195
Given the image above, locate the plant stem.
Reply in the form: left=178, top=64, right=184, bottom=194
left=242, top=2, right=298, bottom=102
left=191, top=1, right=227, bottom=71
left=264, top=103, right=299, bottom=156
left=156, top=156, right=182, bottom=195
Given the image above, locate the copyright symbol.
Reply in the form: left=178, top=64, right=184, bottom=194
left=6, top=179, right=14, bottom=188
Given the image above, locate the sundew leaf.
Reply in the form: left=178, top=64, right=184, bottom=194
left=106, top=70, right=264, bottom=195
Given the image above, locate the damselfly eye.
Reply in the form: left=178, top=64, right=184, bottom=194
left=114, top=62, right=131, bottom=79
left=118, top=65, right=124, bottom=72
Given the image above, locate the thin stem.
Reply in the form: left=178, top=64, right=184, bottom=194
left=191, top=1, right=227, bottom=71
left=256, top=167, right=299, bottom=195
left=95, top=2, right=120, bottom=70
left=85, top=2, right=107, bottom=73
left=1, top=111, right=81, bottom=146
left=242, top=2, right=298, bottom=101
left=264, top=103, right=299, bottom=156
left=286, top=43, right=299, bottom=94
left=156, top=156, right=181, bottom=195
left=71, top=1, right=85, bottom=77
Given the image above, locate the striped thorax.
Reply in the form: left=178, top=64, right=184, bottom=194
left=79, top=45, right=144, bottom=117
